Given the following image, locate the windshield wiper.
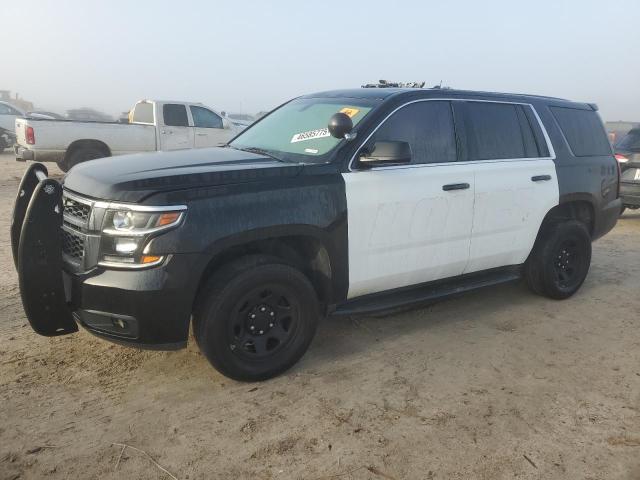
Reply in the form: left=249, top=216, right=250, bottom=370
left=235, top=146, right=287, bottom=162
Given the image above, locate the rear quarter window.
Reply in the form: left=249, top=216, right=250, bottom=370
left=550, top=106, right=611, bottom=157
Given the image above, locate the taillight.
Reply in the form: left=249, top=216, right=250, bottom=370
left=25, top=125, right=35, bottom=145
left=615, top=154, right=628, bottom=163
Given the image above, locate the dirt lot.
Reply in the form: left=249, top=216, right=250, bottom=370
left=0, top=151, right=639, bottom=480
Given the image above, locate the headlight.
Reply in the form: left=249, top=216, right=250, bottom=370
left=98, top=206, right=186, bottom=268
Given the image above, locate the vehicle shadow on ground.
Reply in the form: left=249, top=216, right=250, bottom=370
left=302, top=279, right=548, bottom=370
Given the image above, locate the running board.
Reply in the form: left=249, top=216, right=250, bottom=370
left=332, top=267, right=522, bottom=317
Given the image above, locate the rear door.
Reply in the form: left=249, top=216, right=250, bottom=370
left=159, top=103, right=194, bottom=150
left=190, top=105, right=229, bottom=147
left=343, top=100, right=475, bottom=299
left=454, top=100, right=559, bottom=273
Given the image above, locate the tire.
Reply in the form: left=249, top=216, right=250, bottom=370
left=525, top=220, right=592, bottom=300
left=193, top=255, right=320, bottom=381
left=60, top=146, right=107, bottom=172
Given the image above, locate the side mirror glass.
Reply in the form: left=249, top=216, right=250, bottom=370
left=358, top=141, right=412, bottom=167
left=328, top=112, right=353, bottom=139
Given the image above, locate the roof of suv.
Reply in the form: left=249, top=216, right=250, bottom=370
left=303, top=88, right=581, bottom=107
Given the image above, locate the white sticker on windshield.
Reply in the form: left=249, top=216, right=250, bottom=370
left=291, top=128, right=330, bottom=143
left=304, top=148, right=319, bottom=154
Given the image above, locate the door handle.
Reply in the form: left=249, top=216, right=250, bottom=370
left=442, top=183, right=470, bottom=191
left=531, top=175, right=552, bottom=182
left=196, top=133, right=207, bottom=136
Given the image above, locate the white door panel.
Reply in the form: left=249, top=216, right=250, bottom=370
left=464, top=159, right=558, bottom=273
left=160, top=126, right=194, bottom=150
left=194, top=127, right=231, bottom=148
left=344, top=164, right=475, bottom=299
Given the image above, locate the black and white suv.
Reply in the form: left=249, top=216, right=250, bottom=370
left=12, top=87, right=621, bottom=381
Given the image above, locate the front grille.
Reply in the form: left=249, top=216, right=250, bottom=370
left=62, top=229, right=85, bottom=259
left=63, top=197, right=91, bottom=222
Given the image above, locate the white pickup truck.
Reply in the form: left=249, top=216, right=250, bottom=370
left=14, top=100, right=242, bottom=171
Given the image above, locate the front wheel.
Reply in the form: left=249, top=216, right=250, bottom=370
left=525, top=220, right=592, bottom=300
left=194, top=255, right=320, bottom=381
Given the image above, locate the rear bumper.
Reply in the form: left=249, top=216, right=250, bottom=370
left=593, top=197, right=622, bottom=241
left=620, top=182, right=640, bottom=207
left=14, top=144, right=64, bottom=163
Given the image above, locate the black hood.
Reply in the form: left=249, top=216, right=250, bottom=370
left=62, top=147, right=303, bottom=202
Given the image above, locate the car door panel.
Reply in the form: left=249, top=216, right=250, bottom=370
left=159, top=104, right=194, bottom=151
left=465, top=159, right=558, bottom=273
left=343, top=164, right=475, bottom=299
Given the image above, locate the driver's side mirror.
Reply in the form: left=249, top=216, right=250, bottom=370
left=358, top=141, right=412, bottom=168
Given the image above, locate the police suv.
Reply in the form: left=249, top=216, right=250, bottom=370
left=12, top=86, right=621, bottom=381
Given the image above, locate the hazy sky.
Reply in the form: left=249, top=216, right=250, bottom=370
left=2, top=0, right=639, bottom=121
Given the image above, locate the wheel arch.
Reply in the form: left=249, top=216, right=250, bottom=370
left=195, top=225, right=345, bottom=312
left=64, top=139, right=111, bottom=162
left=535, top=196, right=596, bottom=245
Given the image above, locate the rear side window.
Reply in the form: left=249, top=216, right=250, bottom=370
left=163, top=104, right=189, bottom=127
left=190, top=106, right=223, bottom=128
left=459, top=102, right=527, bottom=160
left=131, top=102, right=154, bottom=124
left=550, top=106, right=611, bottom=157
left=371, top=100, right=457, bottom=164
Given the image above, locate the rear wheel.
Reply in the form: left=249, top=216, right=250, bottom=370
left=525, top=220, right=592, bottom=300
left=194, top=255, right=319, bottom=381
left=59, top=146, right=107, bottom=172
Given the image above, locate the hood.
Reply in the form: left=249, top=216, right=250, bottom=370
left=62, top=147, right=302, bottom=202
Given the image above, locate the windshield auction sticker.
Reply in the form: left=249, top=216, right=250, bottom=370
left=340, top=107, right=360, bottom=118
left=291, top=128, right=330, bottom=143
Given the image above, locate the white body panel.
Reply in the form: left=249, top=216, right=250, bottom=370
left=159, top=125, right=193, bottom=151
left=194, top=126, right=234, bottom=148
left=343, top=164, right=475, bottom=299
left=465, top=159, right=559, bottom=273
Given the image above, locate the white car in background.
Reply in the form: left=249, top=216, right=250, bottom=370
left=0, top=101, right=25, bottom=131
left=14, top=99, right=242, bottom=171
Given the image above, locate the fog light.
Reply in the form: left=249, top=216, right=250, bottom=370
left=112, top=318, right=127, bottom=329
left=114, top=237, right=139, bottom=254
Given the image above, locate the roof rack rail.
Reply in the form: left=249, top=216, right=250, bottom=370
left=362, top=80, right=425, bottom=89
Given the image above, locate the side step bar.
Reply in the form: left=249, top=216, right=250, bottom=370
left=11, top=163, right=78, bottom=336
left=332, top=267, right=522, bottom=317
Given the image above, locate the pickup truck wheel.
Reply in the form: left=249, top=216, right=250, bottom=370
left=525, top=220, right=591, bottom=300
left=194, top=255, right=319, bottom=381
left=61, top=146, right=107, bottom=172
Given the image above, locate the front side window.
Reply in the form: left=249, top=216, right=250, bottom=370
left=230, top=97, right=378, bottom=163
left=163, top=104, right=189, bottom=127
left=460, top=102, right=527, bottom=160
left=367, top=101, right=457, bottom=164
left=190, top=106, right=223, bottom=128
left=0, top=104, right=14, bottom=115
left=131, top=102, right=154, bottom=124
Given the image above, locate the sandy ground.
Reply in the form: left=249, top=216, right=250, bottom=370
left=0, top=151, right=639, bottom=480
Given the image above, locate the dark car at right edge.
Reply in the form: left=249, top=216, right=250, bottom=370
left=615, top=128, right=640, bottom=213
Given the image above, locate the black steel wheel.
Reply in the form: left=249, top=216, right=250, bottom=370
left=525, top=220, right=591, bottom=300
left=194, top=255, right=319, bottom=381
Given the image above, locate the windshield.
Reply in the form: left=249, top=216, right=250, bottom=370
left=616, top=129, right=640, bottom=151
left=230, top=97, right=379, bottom=163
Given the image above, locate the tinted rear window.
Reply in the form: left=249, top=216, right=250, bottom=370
left=163, top=104, right=189, bottom=127
left=461, top=102, right=526, bottom=160
left=550, top=106, right=611, bottom=157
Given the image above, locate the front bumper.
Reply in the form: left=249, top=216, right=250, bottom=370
left=68, top=253, right=204, bottom=348
left=12, top=163, right=205, bottom=349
